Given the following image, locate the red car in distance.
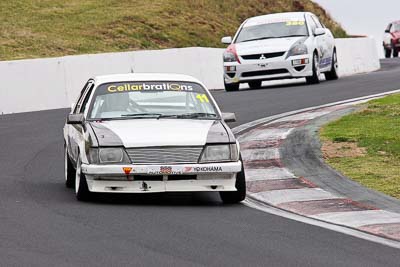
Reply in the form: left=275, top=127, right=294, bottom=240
left=383, top=21, right=400, bottom=58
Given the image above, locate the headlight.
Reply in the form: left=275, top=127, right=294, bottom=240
left=200, top=144, right=239, bottom=163
left=223, top=51, right=237, bottom=62
left=287, top=44, right=308, bottom=57
left=88, top=148, right=130, bottom=164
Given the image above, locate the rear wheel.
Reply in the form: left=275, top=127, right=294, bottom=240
left=220, top=157, right=246, bottom=204
left=248, top=81, right=262, bottom=89
left=75, top=156, right=91, bottom=201
left=224, top=81, right=239, bottom=92
left=64, top=146, right=75, bottom=188
left=306, top=53, right=320, bottom=84
left=385, top=48, right=392, bottom=58
left=325, top=50, right=339, bottom=81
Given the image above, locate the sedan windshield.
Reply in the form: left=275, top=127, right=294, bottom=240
left=87, top=81, right=218, bottom=120
left=235, top=20, right=308, bottom=43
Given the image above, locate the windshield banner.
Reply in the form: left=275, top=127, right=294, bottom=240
left=97, top=82, right=205, bottom=95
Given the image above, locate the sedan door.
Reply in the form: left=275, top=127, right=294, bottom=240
left=310, top=15, right=332, bottom=69
left=67, top=80, right=94, bottom=163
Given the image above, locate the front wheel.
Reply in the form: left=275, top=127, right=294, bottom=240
left=393, top=49, right=399, bottom=58
left=385, top=48, right=392, bottom=58
left=75, top=157, right=91, bottom=201
left=306, top=53, right=320, bottom=85
left=325, top=50, right=339, bottom=81
left=220, top=158, right=246, bottom=204
left=64, top=146, right=75, bottom=188
left=224, top=81, right=239, bottom=92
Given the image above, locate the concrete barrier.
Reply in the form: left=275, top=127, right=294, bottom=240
left=335, top=38, right=380, bottom=77
left=0, top=38, right=380, bottom=114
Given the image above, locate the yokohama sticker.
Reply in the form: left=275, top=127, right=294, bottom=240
left=194, top=166, right=223, bottom=172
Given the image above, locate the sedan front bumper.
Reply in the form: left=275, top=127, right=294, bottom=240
left=81, top=161, right=242, bottom=193
left=224, top=54, right=314, bottom=84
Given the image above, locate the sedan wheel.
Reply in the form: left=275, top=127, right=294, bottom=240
left=306, top=53, right=320, bottom=84
left=75, top=157, right=91, bottom=201
left=325, top=50, right=339, bottom=81
left=220, top=156, right=246, bottom=204
left=64, top=146, right=75, bottom=188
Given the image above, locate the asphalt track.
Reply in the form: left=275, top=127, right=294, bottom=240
left=1, top=58, right=400, bottom=266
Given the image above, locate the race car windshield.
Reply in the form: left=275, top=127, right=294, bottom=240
left=87, top=81, right=219, bottom=120
left=235, top=21, right=308, bottom=43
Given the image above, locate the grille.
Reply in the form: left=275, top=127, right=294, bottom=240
left=242, top=69, right=289, bottom=77
left=241, top=52, right=285, bottom=60
left=126, top=146, right=203, bottom=164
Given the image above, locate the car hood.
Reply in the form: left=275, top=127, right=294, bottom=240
left=89, top=119, right=232, bottom=147
left=235, top=36, right=306, bottom=55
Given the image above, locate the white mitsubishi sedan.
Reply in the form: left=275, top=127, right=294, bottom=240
left=63, top=73, right=246, bottom=203
left=221, top=12, right=338, bottom=91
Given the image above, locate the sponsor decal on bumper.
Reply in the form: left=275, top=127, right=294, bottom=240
left=81, top=161, right=242, bottom=176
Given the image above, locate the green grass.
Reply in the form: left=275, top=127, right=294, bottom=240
left=321, top=94, right=400, bottom=198
left=0, top=0, right=347, bottom=60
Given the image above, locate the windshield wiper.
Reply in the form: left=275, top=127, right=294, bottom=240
left=118, top=113, right=218, bottom=120
left=121, top=113, right=163, bottom=118
left=241, top=36, right=276, bottom=43
left=174, top=113, right=218, bottom=119
left=279, top=34, right=308, bottom=38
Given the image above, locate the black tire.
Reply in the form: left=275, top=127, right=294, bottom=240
left=64, top=146, right=75, bottom=188
left=220, top=157, right=246, bottom=204
left=324, top=50, right=339, bottom=81
left=306, top=53, right=320, bottom=84
left=224, top=81, right=239, bottom=92
left=385, top=48, right=392, bottom=58
left=248, top=81, right=262, bottom=89
left=394, top=49, right=399, bottom=58
left=75, top=157, right=91, bottom=201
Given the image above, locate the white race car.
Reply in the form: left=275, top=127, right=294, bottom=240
left=221, top=12, right=338, bottom=91
left=63, top=73, right=246, bottom=203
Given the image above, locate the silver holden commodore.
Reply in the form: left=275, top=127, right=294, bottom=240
left=221, top=12, right=339, bottom=91
left=63, top=73, right=246, bottom=203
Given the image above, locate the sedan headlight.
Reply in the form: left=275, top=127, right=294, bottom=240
left=287, top=44, right=308, bottom=57
left=200, top=144, right=239, bottom=163
left=223, top=51, right=237, bottom=62
left=88, top=148, right=130, bottom=164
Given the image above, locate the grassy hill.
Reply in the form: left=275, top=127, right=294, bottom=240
left=0, top=0, right=347, bottom=61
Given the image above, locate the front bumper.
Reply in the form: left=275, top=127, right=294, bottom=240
left=224, top=54, right=313, bottom=84
left=81, top=161, right=242, bottom=193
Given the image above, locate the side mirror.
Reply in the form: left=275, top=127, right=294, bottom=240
left=222, top=112, right=236, bottom=123
left=67, top=114, right=85, bottom=125
left=314, top=28, right=326, bottom=36
left=221, top=36, right=233, bottom=45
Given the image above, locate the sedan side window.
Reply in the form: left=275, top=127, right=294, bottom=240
left=308, top=15, right=317, bottom=33
left=73, top=81, right=90, bottom=114
left=311, top=15, right=323, bottom=29
left=74, top=80, right=94, bottom=114
left=80, top=84, right=95, bottom=114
